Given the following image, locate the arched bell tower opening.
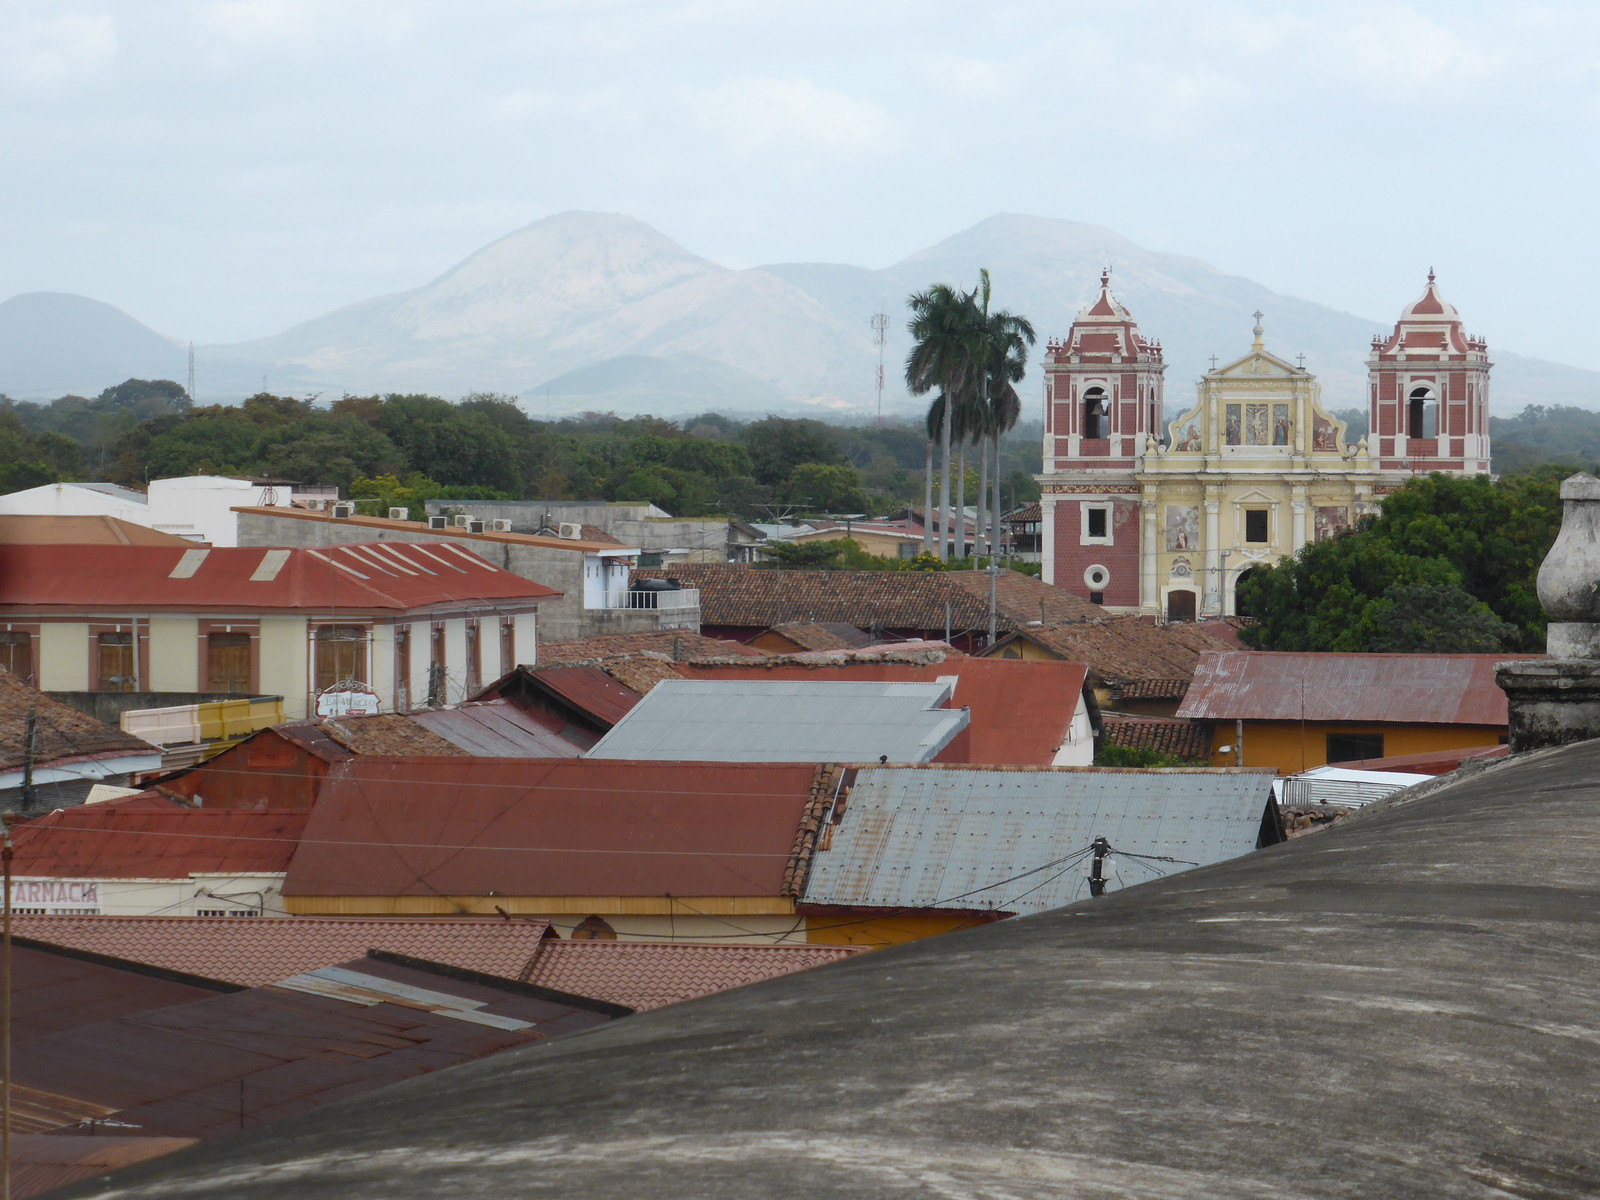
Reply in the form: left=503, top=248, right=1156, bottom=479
left=1407, top=385, right=1437, bottom=439
left=1083, top=387, right=1109, bottom=440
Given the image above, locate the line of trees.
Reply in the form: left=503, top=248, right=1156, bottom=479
left=0, top=381, right=1044, bottom=523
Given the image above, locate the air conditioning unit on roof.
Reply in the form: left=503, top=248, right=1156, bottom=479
left=388, top=507, right=408, bottom=521
left=454, top=515, right=473, bottom=528
left=558, top=522, right=583, bottom=540
left=467, top=519, right=485, bottom=534
left=428, top=515, right=449, bottom=530
left=330, top=502, right=354, bottom=519
left=491, top=519, right=513, bottom=532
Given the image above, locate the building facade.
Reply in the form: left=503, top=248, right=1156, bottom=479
left=1040, top=273, right=1491, bottom=617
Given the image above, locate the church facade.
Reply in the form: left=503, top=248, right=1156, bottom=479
left=1038, top=272, right=1491, bottom=619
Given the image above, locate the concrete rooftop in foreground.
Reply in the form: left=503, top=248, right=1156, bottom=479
left=66, top=739, right=1600, bottom=1199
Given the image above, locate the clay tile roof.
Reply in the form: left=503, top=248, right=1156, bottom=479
left=1108, top=679, right=1192, bottom=701
left=0, top=515, right=197, bottom=546
left=1002, top=617, right=1238, bottom=685
left=1102, top=716, right=1212, bottom=761
left=634, top=565, right=1101, bottom=631
left=316, top=713, right=469, bottom=757
left=536, top=631, right=763, bottom=664
left=0, top=669, right=157, bottom=774
left=520, top=940, right=859, bottom=1011
left=579, top=523, right=624, bottom=545
left=8, top=915, right=553, bottom=988
left=764, top=622, right=873, bottom=651
left=11, top=807, right=309, bottom=878
left=1004, top=503, right=1042, bottom=523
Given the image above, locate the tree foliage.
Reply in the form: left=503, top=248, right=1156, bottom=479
left=1236, top=470, right=1563, bottom=653
left=4, top=381, right=1045, bottom=520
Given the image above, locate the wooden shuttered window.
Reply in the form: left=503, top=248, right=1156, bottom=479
left=0, top=633, right=33, bottom=685
left=206, top=632, right=252, bottom=693
left=97, top=633, right=135, bottom=692
left=314, top=625, right=368, bottom=693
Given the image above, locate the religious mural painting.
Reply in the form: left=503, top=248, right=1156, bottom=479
left=1272, top=404, right=1290, bottom=446
left=1245, top=404, right=1269, bottom=446
left=1165, top=504, right=1199, bottom=552
left=1225, top=406, right=1241, bottom=446
left=1176, top=421, right=1202, bottom=451
left=1314, top=505, right=1349, bottom=542
left=1312, top=415, right=1338, bottom=452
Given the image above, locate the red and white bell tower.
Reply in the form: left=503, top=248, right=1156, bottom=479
left=1368, top=272, right=1491, bottom=476
left=1039, top=270, right=1165, bottom=608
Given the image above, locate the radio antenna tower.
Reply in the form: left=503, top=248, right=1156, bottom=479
left=186, top=342, right=196, bottom=403
left=870, top=312, right=889, bottom=428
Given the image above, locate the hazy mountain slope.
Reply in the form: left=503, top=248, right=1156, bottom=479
left=6, top=212, right=1597, bottom=414
left=0, top=292, right=188, bottom=398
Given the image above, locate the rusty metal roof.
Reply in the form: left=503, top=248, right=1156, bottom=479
left=12, top=807, right=309, bottom=878
left=410, top=700, right=581, bottom=758
left=11, top=1133, right=198, bottom=1199
left=527, top=665, right=644, bottom=727
left=283, top=757, right=827, bottom=899
left=674, top=658, right=1091, bottom=767
left=1176, top=651, right=1538, bottom=725
left=587, top=678, right=970, bottom=764
left=11, top=942, right=233, bottom=1045
left=12, top=949, right=618, bottom=1142
left=802, top=765, right=1279, bottom=915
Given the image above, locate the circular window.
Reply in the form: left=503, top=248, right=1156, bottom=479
left=1083, top=564, right=1110, bottom=589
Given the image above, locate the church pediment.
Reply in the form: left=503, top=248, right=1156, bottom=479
left=1212, top=349, right=1303, bottom=378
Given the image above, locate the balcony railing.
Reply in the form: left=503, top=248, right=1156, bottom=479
left=590, top=587, right=700, bottom=611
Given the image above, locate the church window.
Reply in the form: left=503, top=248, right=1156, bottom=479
left=1083, top=387, right=1108, bottom=439
left=1082, top=504, right=1111, bottom=545
left=1407, top=386, right=1437, bottom=438
left=1244, top=509, right=1269, bottom=544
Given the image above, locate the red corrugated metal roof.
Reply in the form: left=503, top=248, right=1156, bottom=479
left=284, top=758, right=824, bottom=899
left=529, top=665, right=643, bottom=727
left=12, top=808, right=308, bottom=878
left=12, top=950, right=615, bottom=1142
left=0, top=542, right=558, bottom=613
left=1337, top=744, right=1508, bottom=775
left=11, top=1133, right=198, bottom=1200
left=1176, top=651, right=1538, bottom=726
left=11, top=943, right=230, bottom=1043
left=673, top=658, right=1091, bottom=766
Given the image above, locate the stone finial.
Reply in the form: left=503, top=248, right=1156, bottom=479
left=1538, top=473, right=1600, bottom=633
left=1499, top=472, right=1600, bottom=752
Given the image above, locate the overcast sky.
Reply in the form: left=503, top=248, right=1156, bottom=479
left=4, top=1, right=1597, bottom=368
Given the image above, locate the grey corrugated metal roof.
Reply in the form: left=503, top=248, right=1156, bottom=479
left=586, top=679, right=969, bottom=764
left=410, top=700, right=580, bottom=758
left=803, top=766, right=1277, bottom=914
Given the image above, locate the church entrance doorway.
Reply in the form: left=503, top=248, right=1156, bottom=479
left=1166, top=590, right=1197, bottom=623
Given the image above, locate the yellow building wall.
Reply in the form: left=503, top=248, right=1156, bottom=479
left=259, top=617, right=310, bottom=718
left=986, top=638, right=1059, bottom=662
left=804, top=911, right=1000, bottom=948
left=146, top=616, right=199, bottom=692
left=1207, top=720, right=1505, bottom=775
left=791, top=528, right=915, bottom=558
left=37, top=623, right=88, bottom=691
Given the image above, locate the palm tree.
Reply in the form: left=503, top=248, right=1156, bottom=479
left=906, top=284, right=979, bottom=561
left=975, top=288, right=1035, bottom=561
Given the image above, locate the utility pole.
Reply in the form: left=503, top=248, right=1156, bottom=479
left=18, top=710, right=35, bottom=813
left=1088, top=836, right=1110, bottom=897
left=870, top=313, right=889, bottom=429
left=3, top=813, right=16, bottom=1200
left=987, top=564, right=999, bottom=647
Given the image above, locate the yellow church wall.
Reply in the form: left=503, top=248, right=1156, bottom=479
left=1205, top=720, right=1506, bottom=775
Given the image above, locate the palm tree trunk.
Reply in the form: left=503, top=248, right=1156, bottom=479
left=938, top=394, right=952, bottom=562
left=955, top=441, right=966, bottom=560
left=976, top=434, right=989, bottom=560
left=922, top=438, right=935, bottom=555
left=991, top=432, right=1003, bottom=563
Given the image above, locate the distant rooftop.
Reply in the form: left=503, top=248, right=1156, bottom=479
left=586, top=678, right=970, bottom=764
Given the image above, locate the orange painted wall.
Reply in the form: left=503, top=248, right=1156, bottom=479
left=804, top=911, right=1000, bottom=948
left=1206, top=720, right=1505, bottom=775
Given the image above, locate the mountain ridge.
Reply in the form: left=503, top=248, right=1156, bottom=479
left=3, top=212, right=1595, bottom=416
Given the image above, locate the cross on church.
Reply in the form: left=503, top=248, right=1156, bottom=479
left=1297, top=352, right=1306, bottom=368
left=1252, top=310, right=1263, bottom=324
left=1209, top=355, right=1218, bottom=370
